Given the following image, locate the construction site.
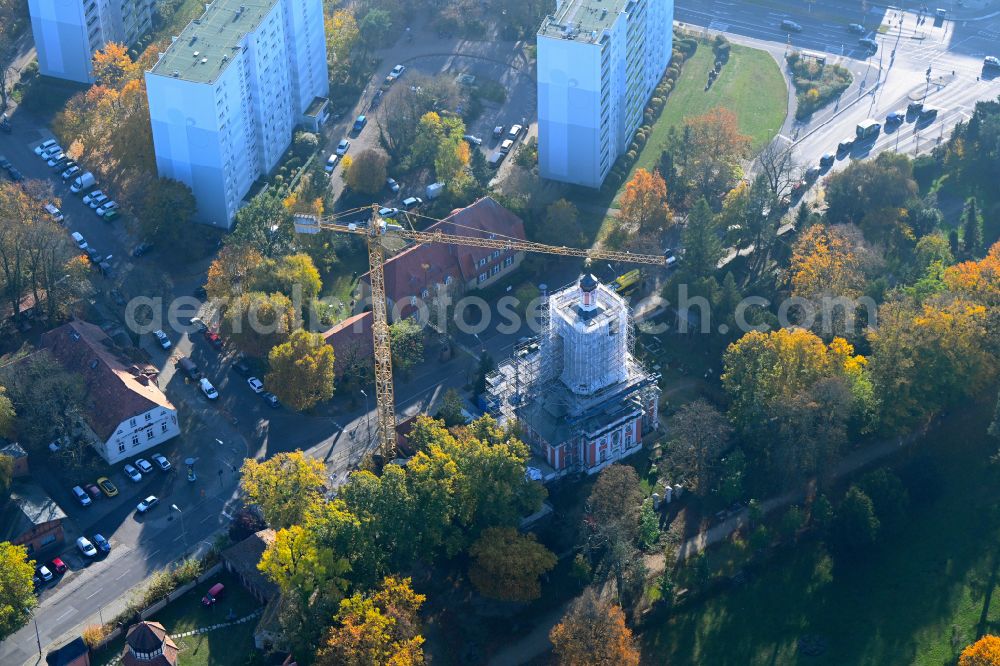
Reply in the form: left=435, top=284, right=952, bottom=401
left=486, top=273, right=660, bottom=481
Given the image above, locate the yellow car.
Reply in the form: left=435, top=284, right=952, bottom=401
left=97, top=477, right=118, bottom=497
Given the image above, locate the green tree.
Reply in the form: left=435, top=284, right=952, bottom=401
left=389, top=319, right=424, bottom=372
left=240, top=451, right=327, bottom=529
left=260, top=253, right=323, bottom=303
left=468, top=527, right=557, bottom=602
left=665, top=400, right=732, bottom=495
left=0, top=541, right=36, bottom=640
left=638, top=499, right=660, bottom=550
left=829, top=486, right=880, bottom=561
left=325, top=9, right=359, bottom=77
left=132, top=177, right=196, bottom=246
left=825, top=152, right=918, bottom=247
left=259, top=522, right=351, bottom=653
left=963, top=197, right=984, bottom=256
left=436, top=388, right=466, bottom=427
left=681, top=197, right=723, bottom=280
left=859, top=468, right=909, bottom=530
left=588, top=464, right=643, bottom=544
left=0, top=385, right=14, bottom=439
left=314, top=576, right=425, bottom=666
left=345, top=149, right=389, bottom=195
left=229, top=191, right=294, bottom=258
left=811, top=493, right=834, bottom=531
left=292, top=131, right=318, bottom=160
left=222, top=291, right=298, bottom=358
left=0, top=351, right=85, bottom=452
left=358, top=9, right=392, bottom=50
left=0, top=454, right=12, bottom=501
left=539, top=199, right=584, bottom=247
left=266, top=330, right=336, bottom=411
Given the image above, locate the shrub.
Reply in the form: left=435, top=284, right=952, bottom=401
left=82, top=624, right=111, bottom=648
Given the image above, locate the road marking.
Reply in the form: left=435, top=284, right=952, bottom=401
left=55, top=608, right=75, bottom=622
left=85, top=587, right=103, bottom=599
left=115, top=569, right=132, bottom=580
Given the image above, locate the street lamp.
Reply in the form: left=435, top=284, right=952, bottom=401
left=359, top=389, right=372, bottom=451
left=172, top=504, right=189, bottom=556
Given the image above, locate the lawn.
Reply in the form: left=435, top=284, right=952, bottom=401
left=92, top=570, right=263, bottom=666
left=630, top=43, right=788, bottom=178
left=639, top=401, right=1000, bottom=665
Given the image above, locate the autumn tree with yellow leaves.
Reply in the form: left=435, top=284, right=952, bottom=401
left=619, top=168, right=671, bottom=234
left=240, top=451, right=327, bottom=529
left=314, top=577, right=426, bottom=666
left=960, top=635, right=1000, bottom=666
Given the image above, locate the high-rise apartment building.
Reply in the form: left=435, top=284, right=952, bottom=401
left=28, top=0, right=154, bottom=83
left=145, top=0, right=328, bottom=228
left=537, top=0, right=673, bottom=188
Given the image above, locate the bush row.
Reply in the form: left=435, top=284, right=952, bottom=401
left=602, top=41, right=691, bottom=192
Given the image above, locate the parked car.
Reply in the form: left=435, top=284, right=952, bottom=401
left=204, top=330, right=223, bottom=350
left=95, top=201, right=118, bottom=216
left=335, top=139, right=350, bottom=156
left=907, top=100, right=924, bottom=115
left=859, top=37, right=878, bottom=53
left=199, top=377, right=219, bottom=400
left=247, top=377, right=264, bottom=393
left=837, top=136, right=855, bottom=152
left=202, top=582, right=225, bottom=606
left=369, top=89, right=383, bottom=109
left=36, top=565, right=53, bottom=582
left=46, top=152, right=66, bottom=167
left=189, top=316, right=207, bottom=333
left=34, top=139, right=57, bottom=155
left=49, top=557, right=67, bottom=574
left=781, top=19, right=802, bottom=32
left=123, top=463, right=142, bottom=482
left=500, top=139, right=514, bottom=154
left=92, top=534, right=111, bottom=554
left=177, top=356, right=201, bottom=380
left=152, top=329, right=171, bottom=349
left=985, top=56, right=1000, bottom=69
left=378, top=206, right=399, bottom=218
left=487, top=151, right=505, bottom=168
left=40, top=145, right=62, bottom=160
left=233, top=356, right=251, bottom=377
left=85, top=247, right=101, bottom=264
left=151, top=453, right=171, bottom=471
left=919, top=106, right=939, bottom=121
left=61, top=165, right=80, bottom=180
left=135, top=458, right=154, bottom=474
left=103, top=209, right=121, bottom=222
left=136, top=495, right=159, bottom=513
left=352, top=114, right=367, bottom=132
left=262, top=392, right=280, bottom=408
left=462, top=134, right=483, bottom=146
left=507, top=125, right=523, bottom=140
left=886, top=110, right=905, bottom=124
left=386, top=177, right=400, bottom=193
left=7, top=167, right=22, bottom=182
left=77, top=536, right=98, bottom=557
left=50, top=156, right=71, bottom=171
left=97, top=477, right=118, bottom=497
left=848, top=22, right=866, bottom=34
left=72, top=485, right=92, bottom=507
left=70, top=171, right=96, bottom=194
left=44, top=203, right=64, bottom=223
left=132, top=242, right=153, bottom=257
left=402, top=196, right=423, bottom=210
left=493, top=125, right=505, bottom=139
left=387, top=64, right=405, bottom=82
left=84, top=483, right=101, bottom=499
left=70, top=232, right=87, bottom=250
left=82, top=189, right=104, bottom=206
left=325, top=154, right=339, bottom=173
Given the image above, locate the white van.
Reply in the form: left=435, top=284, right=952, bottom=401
left=44, top=203, right=64, bottom=223
left=70, top=231, right=87, bottom=250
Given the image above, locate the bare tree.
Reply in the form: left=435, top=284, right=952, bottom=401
left=755, top=137, right=798, bottom=199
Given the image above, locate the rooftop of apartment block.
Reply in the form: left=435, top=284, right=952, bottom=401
left=149, top=0, right=278, bottom=84
left=538, top=0, right=629, bottom=43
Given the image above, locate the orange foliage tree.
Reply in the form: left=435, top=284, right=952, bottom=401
left=960, top=635, right=1000, bottom=666
left=549, top=589, right=639, bottom=666
left=618, top=168, right=671, bottom=233
left=681, top=106, right=751, bottom=200
left=314, top=576, right=426, bottom=666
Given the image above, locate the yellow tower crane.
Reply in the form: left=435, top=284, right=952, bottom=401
left=294, top=205, right=667, bottom=459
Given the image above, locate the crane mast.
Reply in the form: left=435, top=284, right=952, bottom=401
left=294, top=208, right=666, bottom=460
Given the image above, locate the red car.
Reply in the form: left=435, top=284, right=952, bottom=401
left=204, top=330, right=223, bottom=350
left=84, top=483, right=101, bottom=499
left=49, top=557, right=67, bottom=575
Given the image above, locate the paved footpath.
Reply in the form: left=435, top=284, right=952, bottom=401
left=487, top=424, right=930, bottom=666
